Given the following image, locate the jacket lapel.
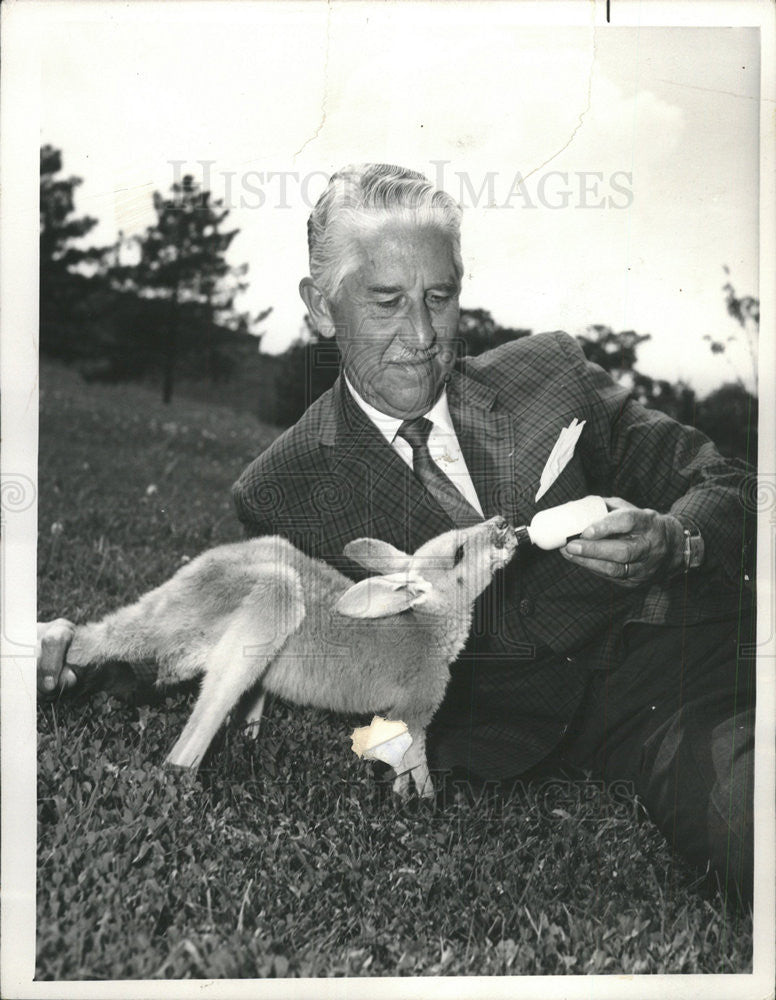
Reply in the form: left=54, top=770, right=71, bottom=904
left=315, top=367, right=544, bottom=548
left=318, top=377, right=454, bottom=551
left=446, top=369, right=535, bottom=529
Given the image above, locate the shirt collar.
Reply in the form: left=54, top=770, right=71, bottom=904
left=343, top=373, right=455, bottom=445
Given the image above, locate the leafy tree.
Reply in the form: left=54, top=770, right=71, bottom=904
left=577, top=324, right=696, bottom=430
left=576, top=322, right=755, bottom=462
left=111, top=174, right=267, bottom=403
left=40, top=145, right=100, bottom=269
left=271, top=317, right=340, bottom=427
left=39, top=145, right=109, bottom=360
left=696, top=382, right=758, bottom=462
left=702, top=267, right=759, bottom=391
left=575, top=324, right=652, bottom=380
left=631, top=372, right=697, bottom=426
left=456, top=308, right=531, bottom=357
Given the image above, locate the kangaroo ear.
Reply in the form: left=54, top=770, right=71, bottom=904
left=335, top=574, right=431, bottom=619
left=343, top=538, right=411, bottom=574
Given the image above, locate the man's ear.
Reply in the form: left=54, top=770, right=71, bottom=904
left=299, top=277, right=336, bottom=339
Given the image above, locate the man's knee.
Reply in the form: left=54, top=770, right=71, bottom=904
left=640, top=702, right=754, bottom=906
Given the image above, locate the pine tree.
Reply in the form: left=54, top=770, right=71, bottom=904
left=113, top=174, right=259, bottom=402
left=39, top=145, right=108, bottom=359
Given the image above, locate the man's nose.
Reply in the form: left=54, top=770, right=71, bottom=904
left=401, top=300, right=436, bottom=348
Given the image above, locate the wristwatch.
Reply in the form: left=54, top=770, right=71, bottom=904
left=682, top=526, right=705, bottom=572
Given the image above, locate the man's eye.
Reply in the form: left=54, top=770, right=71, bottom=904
left=375, top=298, right=400, bottom=310
left=428, top=295, right=451, bottom=308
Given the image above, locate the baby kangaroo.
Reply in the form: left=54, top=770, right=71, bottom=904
left=64, top=516, right=517, bottom=796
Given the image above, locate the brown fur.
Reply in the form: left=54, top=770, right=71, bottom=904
left=66, top=517, right=517, bottom=796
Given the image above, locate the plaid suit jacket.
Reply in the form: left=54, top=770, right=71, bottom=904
left=233, top=331, right=754, bottom=775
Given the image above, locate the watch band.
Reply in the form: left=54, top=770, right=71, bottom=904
left=682, top=527, right=704, bottom=572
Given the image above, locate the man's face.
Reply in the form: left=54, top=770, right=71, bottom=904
left=327, top=224, right=460, bottom=420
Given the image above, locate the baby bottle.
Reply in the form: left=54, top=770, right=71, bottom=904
left=515, top=495, right=608, bottom=551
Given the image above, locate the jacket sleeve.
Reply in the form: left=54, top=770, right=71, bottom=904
left=231, top=448, right=325, bottom=553
left=231, top=457, right=278, bottom=539
left=570, top=337, right=755, bottom=591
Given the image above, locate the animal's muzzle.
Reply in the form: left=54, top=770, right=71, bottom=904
left=490, top=516, right=516, bottom=550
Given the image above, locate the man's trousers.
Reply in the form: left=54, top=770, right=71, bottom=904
left=427, top=614, right=756, bottom=906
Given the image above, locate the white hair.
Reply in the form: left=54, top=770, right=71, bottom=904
left=307, top=163, right=464, bottom=303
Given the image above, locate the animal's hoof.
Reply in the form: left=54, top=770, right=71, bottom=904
left=392, top=770, right=412, bottom=799
left=165, top=746, right=202, bottom=770
left=243, top=721, right=262, bottom=741
left=391, top=767, right=435, bottom=800
left=413, top=773, right=435, bottom=799
left=165, top=759, right=195, bottom=771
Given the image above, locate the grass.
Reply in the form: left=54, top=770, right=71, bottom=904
left=36, top=361, right=753, bottom=979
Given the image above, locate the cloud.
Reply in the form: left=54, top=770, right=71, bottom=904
left=39, top=13, right=754, bottom=396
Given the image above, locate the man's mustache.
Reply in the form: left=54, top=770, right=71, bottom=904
left=387, top=345, right=440, bottom=363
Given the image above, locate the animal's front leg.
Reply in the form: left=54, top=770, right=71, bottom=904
left=392, top=727, right=434, bottom=799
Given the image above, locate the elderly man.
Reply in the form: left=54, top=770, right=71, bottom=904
left=39, top=163, right=755, bottom=905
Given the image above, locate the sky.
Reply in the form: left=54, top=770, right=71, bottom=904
left=39, top=5, right=761, bottom=395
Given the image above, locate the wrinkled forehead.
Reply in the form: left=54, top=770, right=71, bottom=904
left=343, top=222, right=459, bottom=290
left=351, top=220, right=457, bottom=281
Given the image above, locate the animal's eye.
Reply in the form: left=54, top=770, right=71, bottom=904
left=453, top=543, right=465, bottom=566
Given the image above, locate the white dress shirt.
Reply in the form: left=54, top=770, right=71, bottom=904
left=344, top=375, right=484, bottom=517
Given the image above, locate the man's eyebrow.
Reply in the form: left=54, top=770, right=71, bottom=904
left=366, top=280, right=459, bottom=295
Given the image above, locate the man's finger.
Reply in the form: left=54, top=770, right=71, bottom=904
left=37, top=617, right=75, bottom=642
left=602, top=496, right=638, bottom=512
left=559, top=549, right=634, bottom=581
left=581, top=507, right=650, bottom=540
left=564, top=537, right=647, bottom=564
left=48, top=666, right=79, bottom=692
left=61, top=666, right=79, bottom=689
left=37, top=619, right=76, bottom=692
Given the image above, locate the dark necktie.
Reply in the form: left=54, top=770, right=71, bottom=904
left=397, top=417, right=483, bottom=528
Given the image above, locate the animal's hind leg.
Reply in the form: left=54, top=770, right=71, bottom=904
left=66, top=584, right=189, bottom=675
left=167, top=619, right=290, bottom=770
left=66, top=613, right=153, bottom=671
left=241, top=689, right=267, bottom=740
left=166, top=573, right=304, bottom=770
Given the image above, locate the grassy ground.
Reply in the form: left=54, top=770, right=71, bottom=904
left=36, top=362, right=753, bottom=979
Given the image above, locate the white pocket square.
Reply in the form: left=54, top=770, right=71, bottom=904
left=535, top=418, right=586, bottom=502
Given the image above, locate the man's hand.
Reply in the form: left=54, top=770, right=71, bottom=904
left=37, top=619, right=79, bottom=696
left=559, top=497, right=684, bottom=588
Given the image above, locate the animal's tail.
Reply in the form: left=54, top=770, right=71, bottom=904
left=166, top=571, right=305, bottom=770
